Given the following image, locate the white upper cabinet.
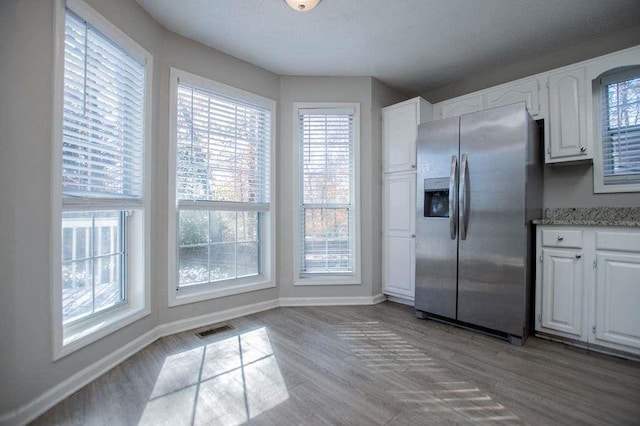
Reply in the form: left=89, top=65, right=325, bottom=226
left=441, top=94, right=484, bottom=119
left=485, top=79, right=540, bottom=117
left=382, top=97, right=432, bottom=173
left=546, top=67, right=590, bottom=162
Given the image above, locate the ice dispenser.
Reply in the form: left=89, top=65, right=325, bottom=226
left=423, top=178, right=450, bottom=218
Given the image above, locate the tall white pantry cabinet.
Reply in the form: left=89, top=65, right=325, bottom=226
left=382, top=97, right=432, bottom=304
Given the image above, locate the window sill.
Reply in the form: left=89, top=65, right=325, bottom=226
left=294, top=276, right=361, bottom=286
left=594, top=182, right=640, bottom=193
left=170, top=277, right=276, bottom=307
left=54, top=304, right=150, bottom=361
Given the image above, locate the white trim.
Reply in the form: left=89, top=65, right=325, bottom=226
left=292, top=102, right=362, bottom=286
left=279, top=295, right=381, bottom=307
left=1, top=296, right=394, bottom=425
left=65, top=0, right=149, bottom=64
left=171, top=279, right=276, bottom=307
left=50, top=0, right=153, bottom=361
left=294, top=276, right=362, bottom=286
left=593, top=63, right=640, bottom=194
left=158, top=299, right=280, bottom=337
left=371, top=293, right=387, bottom=304
left=1, top=327, right=159, bottom=426
left=385, top=294, right=415, bottom=307
left=167, top=68, right=277, bottom=307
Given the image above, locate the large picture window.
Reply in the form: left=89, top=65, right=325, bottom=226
left=53, top=0, right=151, bottom=358
left=169, top=69, right=275, bottom=304
left=294, top=104, right=360, bottom=284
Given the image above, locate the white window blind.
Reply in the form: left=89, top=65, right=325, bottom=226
left=174, top=79, right=272, bottom=289
left=299, top=108, right=355, bottom=274
left=62, top=11, right=145, bottom=205
left=601, top=69, right=640, bottom=186
left=176, top=82, right=271, bottom=208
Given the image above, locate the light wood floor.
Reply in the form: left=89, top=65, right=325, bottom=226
left=33, top=302, right=640, bottom=425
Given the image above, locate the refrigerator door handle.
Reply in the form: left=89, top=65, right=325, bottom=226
left=459, top=153, right=470, bottom=240
left=449, top=155, right=458, bottom=240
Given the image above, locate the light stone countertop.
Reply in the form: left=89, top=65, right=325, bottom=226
left=532, top=207, right=640, bottom=227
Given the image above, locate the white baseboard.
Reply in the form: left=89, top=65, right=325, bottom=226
left=372, top=293, right=387, bottom=304
left=279, top=295, right=383, bottom=307
left=386, top=294, right=415, bottom=306
left=158, top=299, right=280, bottom=337
left=2, top=328, right=159, bottom=426
left=0, top=299, right=279, bottom=426
left=1, top=295, right=388, bottom=425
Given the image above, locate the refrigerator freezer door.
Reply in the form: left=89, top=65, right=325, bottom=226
left=415, top=117, right=459, bottom=320
left=457, top=104, right=528, bottom=337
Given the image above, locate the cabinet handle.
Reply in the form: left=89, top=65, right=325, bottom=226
left=557, top=236, right=564, bottom=241
left=411, top=164, right=416, bottom=169
left=411, top=234, right=416, bottom=238
left=575, top=254, right=582, bottom=259
left=580, top=147, right=586, bottom=153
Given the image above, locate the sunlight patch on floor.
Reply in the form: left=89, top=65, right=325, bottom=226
left=139, top=327, right=289, bottom=426
left=335, top=321, right=522, bottom=424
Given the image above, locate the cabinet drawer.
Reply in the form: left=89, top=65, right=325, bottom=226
left=541, top=229, right=583, bottom=248
left=596, top=231, right=640, bottom=253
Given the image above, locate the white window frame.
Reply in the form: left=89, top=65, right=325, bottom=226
left=592, top=59, right=640, bottom=193
left=51, top=0, right=152, bottom=360
left=168, top=68, right=277, bottom=307
left=293, top=102, right=361, bottom=286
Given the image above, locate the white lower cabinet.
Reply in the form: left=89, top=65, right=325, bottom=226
left=540, top=249, right=584, bottom=338
left=536, top=226, right=640, bottom=357
left=594, top=252, right=640, bottom=350
left=382, top=172, right=416, bottom=302
left=383, top=235, right=415, bottom=299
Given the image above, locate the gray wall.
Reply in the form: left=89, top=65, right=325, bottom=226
left=0, top=0, right=162, bottom=413
left=278, top=76, right=376, bottom=298
left=422, top=24, right=640, bottom=103
left=543, top=164, right=640, bottom=208
left=420, top=25, right=640, bottom=209
left=155, top=29, right=280, bottom=324
left=0, top=0, right=282, bottom=414
left=370, top=80, right=409, bottom=295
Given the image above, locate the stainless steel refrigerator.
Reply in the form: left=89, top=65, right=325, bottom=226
left=415, top=103, right=542, bottom=344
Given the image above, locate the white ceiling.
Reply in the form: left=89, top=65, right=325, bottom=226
left=136, top=0, right=640, bottom=95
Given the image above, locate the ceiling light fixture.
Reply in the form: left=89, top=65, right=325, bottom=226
left=285, top=0, right=322, bottom=12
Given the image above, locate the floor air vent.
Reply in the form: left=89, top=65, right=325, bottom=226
left=196, top=324, right=235, bottom=338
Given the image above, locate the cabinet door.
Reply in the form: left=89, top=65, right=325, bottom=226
left=485, top=79, right=540, bottom=117
left=594, top=252, right=640, bottom=350
left=547, top=67, right=588, bottom=160
left=383, top=235, right=415, bottom=299
left=383, top=102, right=418, bottom=172
left=441, top=95, right=484, bottom=119
left=540, top=249, right=584, bottom=338
left=384, top=173, right=415, bottom=237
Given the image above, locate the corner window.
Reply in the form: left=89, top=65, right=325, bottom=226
left=597, top=67, right=640, bottom=192
left=53, top=0, right=152, bottom=358
left=294, top=104, right=360, bottom=285
left=169, top=69, right=276, bottom=306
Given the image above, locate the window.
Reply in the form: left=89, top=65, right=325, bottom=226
left=169, top=69, right=276, bottom=305
left=52, top=0, right=151, bottom=358
left=596, top=67, right=640, bottom=192
left=294, top=104, right=360, bottom=285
